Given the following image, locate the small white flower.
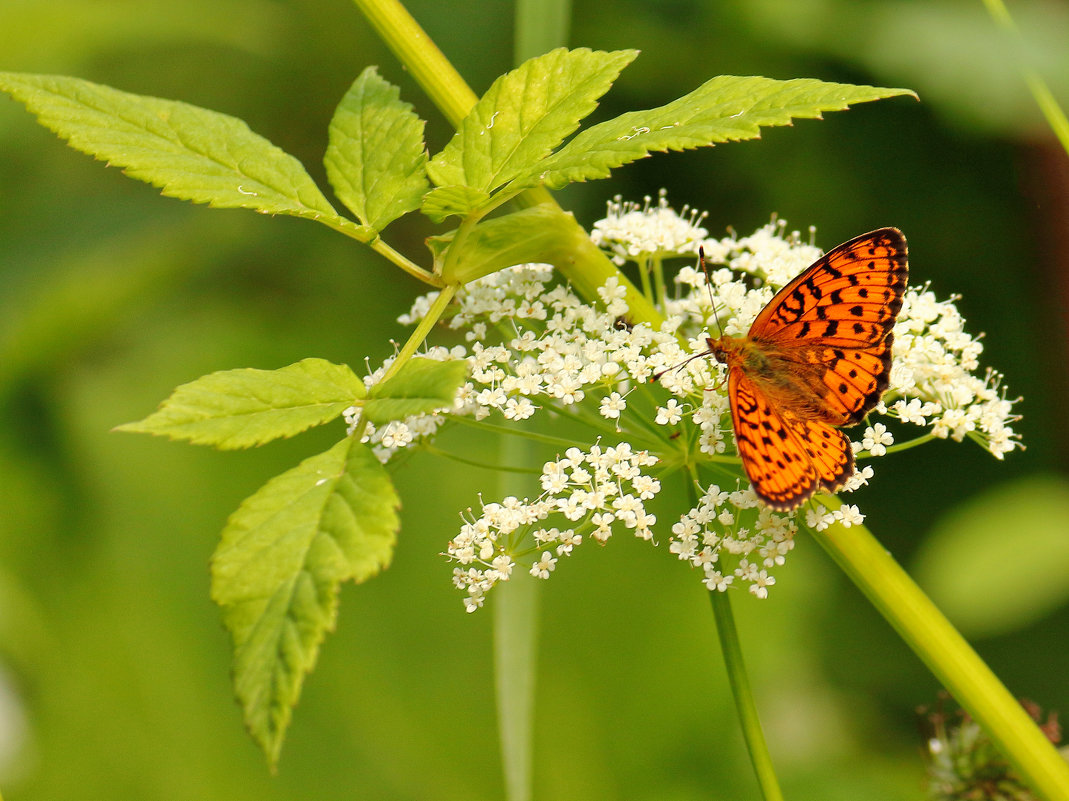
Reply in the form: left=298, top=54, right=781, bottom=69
left=599, top=391, right=627, bottom=420
left=530, top=551, right=558, bottom=579
left=656, top=399, right=684, bottom=425
left=861, top=423, right=894, bottom=456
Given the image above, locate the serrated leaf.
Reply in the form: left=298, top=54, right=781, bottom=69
left=912, top=475, right=1069, bottom=638
left=116, top=358, right=366, bottom=449
left=507, top=76, right=917, bottom=190
left=361, top=357, right=468, bottom=424
left=426, top=47, right=637, bottom=194
left=0, top=72, right=371, bottom=238
left=420, top=185, right=491, bottom=222
left=430, top=203, right=590, bottom=285
left=211, top=437, right=399, bottom=765
left=324, top=67, right=429, bottom=231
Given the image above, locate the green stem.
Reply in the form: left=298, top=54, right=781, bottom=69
left=421, top=442, right=539, bottom=474
left=381, top=283, right=457, bottom=383
left=687, top=471, right=783, bottom=799
left=873, top=432, right=936, bottom=456
left=812, top=496, right=1069, bottom=801
left=370, top=236, right=443, bottom=286
left=494, top=434, right=541, bottom=801
left=636, top=255, right=654, bottom=302
left=350, top=0, right=477, bottom=127
left=352, top=283, right=457, bottom=440
left=446, top=414, right=585, bottom=450
left=651, top=253, right=668, bottom=309
left=514, top=0, right=571, bottom=63
left=709, top=591, right=785, bottom=801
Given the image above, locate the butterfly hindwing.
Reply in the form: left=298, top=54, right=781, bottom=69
left=729, top=368, right=826, bottom=510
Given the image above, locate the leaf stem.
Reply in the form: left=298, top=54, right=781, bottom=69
left=369, top=236, right=443, bottom=286
left=446, top=414, right=587, bottom=450
left=350, top=283, right=458, bottom=441
left=381, top=283, right=458, bottom=383
left=979, top=0, right=1069, bottom=156
left=421, top=442, right=540, bottom=474
left=812, top=497, right=1069, bottom=801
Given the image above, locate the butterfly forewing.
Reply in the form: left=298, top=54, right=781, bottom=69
left=808, top=335, right=895, bottom=425
left=750, top=228, right=908, bottom=348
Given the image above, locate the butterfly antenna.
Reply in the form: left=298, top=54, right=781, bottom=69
left=651, top=350, right=710, bottom=383
left=701, top=246, right=724, bottom=336
left=650, top=247, right=719, bottom=384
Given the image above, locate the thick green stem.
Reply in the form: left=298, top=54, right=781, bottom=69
left=709, top=591, right=785, bottom=801
left=813, top=496, right=1069, bottom=801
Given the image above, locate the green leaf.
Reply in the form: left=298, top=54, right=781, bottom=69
left=0, top=72, right=371, bottom=237
left=420, top=185, right=491, bottom=223
left=362, top=357, right=468, bottom=424
left=324, top=67, right=429, bottom=231
left=211, top=437, right=399, bottom=765
left=507, top=75, right=917, bottom=190
left=116, top=358, right=366, bottom=449
left=912, top=474, right=1069, bottom=638
left=430, top=203, right=591, bottom=285
left=426, top=47, right=637, bottom=194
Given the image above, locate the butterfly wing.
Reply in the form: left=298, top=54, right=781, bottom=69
left=749, top=228, right=908, bottom=349
left=728, top=368, right=854, bottom=510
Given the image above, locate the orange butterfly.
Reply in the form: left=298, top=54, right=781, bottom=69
left=702, top=228, right=908, bottom=510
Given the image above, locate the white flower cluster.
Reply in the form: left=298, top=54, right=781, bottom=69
left=882, top=287, right=1020, bottom=458
left=669, top=484, right=793, bottom=599
left=449, top=443, right=660, bottom=612
left=370, top=198, right=1021, bottom=609
left=591, top=189, right=709, bottom=264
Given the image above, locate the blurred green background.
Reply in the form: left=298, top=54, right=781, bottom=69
left=1, top=0, right=1068, bottom=798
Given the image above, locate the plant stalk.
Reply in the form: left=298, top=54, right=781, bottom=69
left=812, top=497, right=1069, bottom=801
left=709, top=590, right=785, bottom=801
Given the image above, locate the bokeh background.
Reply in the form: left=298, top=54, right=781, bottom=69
left=2, top=0, right=1068, bottom=798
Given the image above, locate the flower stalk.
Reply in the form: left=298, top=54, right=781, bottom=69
left=710, top=590, right=785, bottom=801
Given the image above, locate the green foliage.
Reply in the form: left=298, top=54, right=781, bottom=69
left=325, top=66, right=429, bottom=231
left=421, top=185, right=492, bottom=222
left=210, top=436, right=400, bottom=766
left=115, top=358, right=367, bottom=449
left=0, top=72, right=371, bottom=239
left=430, top=203, right=590, bottom=284
left=508, top=75, right=917, bottom=190
left=426, top=47, right=638, bottom=194
left=361, top=357, right=469, bottom=424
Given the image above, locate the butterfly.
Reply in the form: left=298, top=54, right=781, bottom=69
left=695, top=228, right=908, bottom=510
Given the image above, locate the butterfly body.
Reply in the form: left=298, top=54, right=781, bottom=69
left=705, top=228, right=908, bottom=510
